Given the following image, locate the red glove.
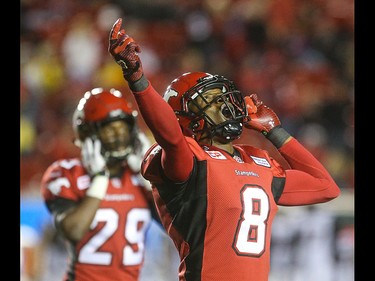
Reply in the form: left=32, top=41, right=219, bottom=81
left=244, top=94, right=281, bottom=136
left=244, top=94, right=291, bottom=148
left=109, top=18, right=143, bottom=83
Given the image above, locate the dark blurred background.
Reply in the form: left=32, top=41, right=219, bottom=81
left=20, top=0, right=354, bottom=280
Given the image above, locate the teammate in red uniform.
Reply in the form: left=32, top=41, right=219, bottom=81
left=40, top=87, right=157, bottom=281
left=108, top=18, right=341, bottom=281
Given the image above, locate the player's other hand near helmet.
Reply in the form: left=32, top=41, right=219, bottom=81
left=81, top=137, right=108, bottom=177
left=244, top=94, right=291, bottom=148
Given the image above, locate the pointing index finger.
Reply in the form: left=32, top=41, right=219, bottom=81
left=110, top=18, right=123, bottom=40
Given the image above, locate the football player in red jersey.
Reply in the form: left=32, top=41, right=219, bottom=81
left=40, top=87, right=158, bottom=281
left=108, top=18, right=341, bottom=281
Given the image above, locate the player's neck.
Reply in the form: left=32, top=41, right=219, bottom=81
left=207, top=141, right=234, bottom=155
left=108, top=162, right=126, bottom=178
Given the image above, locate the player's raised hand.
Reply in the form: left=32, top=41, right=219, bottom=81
left=109, top=18, right=144, bottom=83
left=81, top=137, right=108, bottom=177
left=244, top=94, right=281, bottom=136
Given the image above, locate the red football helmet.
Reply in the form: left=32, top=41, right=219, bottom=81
left=73, top=87, right=138, bottom=161
left=163, top=72, right=247, bottom=142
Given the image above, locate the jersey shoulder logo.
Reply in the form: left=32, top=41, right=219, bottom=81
left=205, top=150, right=227, bottom=159
left=250, top=156, right=271, bottom=167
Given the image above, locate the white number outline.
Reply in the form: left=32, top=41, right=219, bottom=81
left=78, top=208, right=151, bottom=266
left=232, top=184, right=270, bottom=257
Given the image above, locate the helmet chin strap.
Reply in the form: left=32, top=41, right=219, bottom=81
left=206, top=120, right=243, bottom=143
left=103, top=146, right=132, bottom=161
left=101, top=136, right=134, bottom=163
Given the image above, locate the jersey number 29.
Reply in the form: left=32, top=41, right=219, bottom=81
left=78, top=208, right=151, bottom=265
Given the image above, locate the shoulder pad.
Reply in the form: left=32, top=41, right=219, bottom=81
left=141, top=143, right=163, bottom=183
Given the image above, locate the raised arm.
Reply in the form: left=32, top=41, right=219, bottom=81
left=244, top=94, right=340, bottom=205
left=108, top=18, right=193, bottom=182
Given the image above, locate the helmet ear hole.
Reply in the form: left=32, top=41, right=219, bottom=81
left=193, top=119, right=206, bottom=141
left=189, top=119, right=205, bottom=133
left=192, top=121, right=200, bottom=129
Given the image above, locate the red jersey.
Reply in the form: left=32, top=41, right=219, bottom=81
left=41, top=158, right=152, bottom=281
left=131, top=81, right=339, bottom=281
left=142, top=137, right=286, bottom=281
